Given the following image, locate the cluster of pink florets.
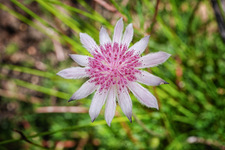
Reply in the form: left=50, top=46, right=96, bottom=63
left=86, top=42, right=141, bottom=92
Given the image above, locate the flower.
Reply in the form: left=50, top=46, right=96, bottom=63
left=57, top=18, right=171, bottom=126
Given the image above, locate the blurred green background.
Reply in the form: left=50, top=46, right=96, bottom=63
left=0, top=0, right=225, bottom=149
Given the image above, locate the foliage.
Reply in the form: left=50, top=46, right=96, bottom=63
left=0, top=0, right=224, bottom=149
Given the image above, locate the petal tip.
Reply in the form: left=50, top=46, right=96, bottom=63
left=128, top=23, right=133, bottom=27
left=56, top=72, right=62, bottom=77
left=68, top=54, right=73, bottom=59
left=68, top=98, right=74, bottom=102
left=116, top=18, right=123, bottom=25
left=167, top=53, right=172, bottom=58
left=155, top=102, right=159, bottom=110
left=119, top=17, right=123, bottom=21
left=164, top=81, right=169, bottom=84
left=160, top=81, right=169, bottom=85
left=144, top=35, right=150, bottom=40
left=107, top=122, right=111, bottom=126
left=129, top=117, right=132, bottom=123
left=100, top=26, right=106, bottom=31
left=162, top=52, right=171, bottom=58
left=79, top=32, right=85, bottom=36
left=106, top=118, right=113, bottom=126
left=79, top=33, right=89, bottom=40
left=91, top=118, right=96, bottom=123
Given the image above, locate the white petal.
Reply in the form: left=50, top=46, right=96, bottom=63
left=105, top=86, right=116, bottom=126
left=117, top=87, right=132, bottom=122
left=57, top=67, right=88, bottom=79
left=100, top=27, right=111, bottom=46
left=68, top=80, right=97, bottom=102
left=122, top=23, right=133, bottom=47
left=113, top=18, right=124, bottom=44
left=138, top=51, right=171, bottom=68
left=136, top=70, right=169, bottom=86
left=128, top=35, right=150, bottom=55
left=128, top=82, right=158, bottom=109
left=89, top=88, right=109, bottom=122
left=69, top=54, right=90, bottom=66
left=80, top=33, right=100, bottom=54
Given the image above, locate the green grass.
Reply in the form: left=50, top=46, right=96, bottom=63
left=0, top=0, right=225, bottom=149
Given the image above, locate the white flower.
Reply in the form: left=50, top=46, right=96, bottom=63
left=57, top=18, right=171, bottom=126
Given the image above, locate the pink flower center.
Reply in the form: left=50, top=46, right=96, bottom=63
left=86, top=43, right=141, bottom=92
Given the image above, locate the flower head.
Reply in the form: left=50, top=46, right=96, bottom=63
left=57, top=18, right=171, bottom=126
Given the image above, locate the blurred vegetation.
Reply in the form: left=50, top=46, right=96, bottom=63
left=0, top=0, right=225, bottom=149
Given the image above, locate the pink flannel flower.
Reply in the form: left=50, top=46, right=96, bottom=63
left=57, top=18, right=171, bottom=126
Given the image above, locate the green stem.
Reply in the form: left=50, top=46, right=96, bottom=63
left=0, top=115, right=150, bottom=145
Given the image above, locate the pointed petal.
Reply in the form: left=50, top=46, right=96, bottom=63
left=100, top=27, right=111, bottom=46
left=69, top=54, right=90, bottom=66
left=136, top=70, right=168, bottom=86
left=68, top=80, right=97, bottom=102
left=89, top=88, right=109, bottom=122
left=128, top=35, right=150, bottom=55
left=57, top=67, right=88, bottom=79
left=122, top=23, right=133, bottom=47
left=105, top=86, right=116, bottom=126
left=117, top=87, right=132, bottom=122
left=113, top=18, right=124, bottom=44
left=138, top=51, right=171, bottom=68
left=128, top=82, right=158, bottom=109
left=80, top=33, right=100, bottom=54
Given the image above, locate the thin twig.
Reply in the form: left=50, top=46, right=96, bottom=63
left=94, top=0, right=116, bottom=12
left=117, top=111, right=138, bottom=144
left=133, top=114, right=163, bottom=137
left=149, top=0, right=160, bottom=34
left=35, top=106, right=88, bottom=113
left=14, top=129, right=51, bottom=149
left=187, top=136, right=225, bottom=150
left=0, top=89, right=41, bottom=104
left=1, top=115, right=150, bottom=145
